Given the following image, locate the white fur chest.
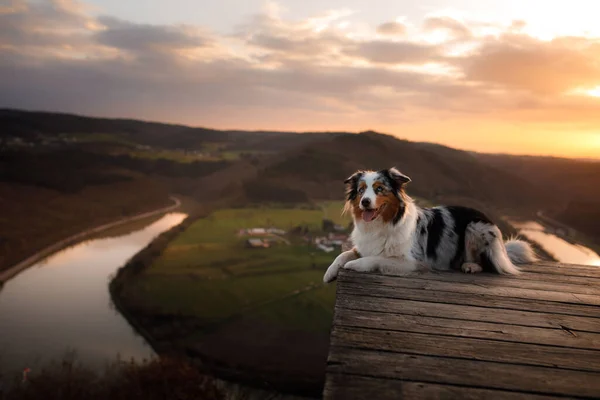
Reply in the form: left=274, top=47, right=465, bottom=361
left=351, top=204, right=418, bottom=260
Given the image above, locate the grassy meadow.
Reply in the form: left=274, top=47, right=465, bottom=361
left=122, top=201, right=349, bottom=327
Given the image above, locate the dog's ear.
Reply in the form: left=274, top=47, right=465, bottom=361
left=344, top=171, right=363, bottom=185
left=344, top=171, right=363, bottom=200
left=387, top=167, right=411, bottom=185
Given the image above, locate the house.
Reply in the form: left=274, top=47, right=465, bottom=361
left=317, top=244, right=335, bottom=253
left=333, top=224, right=345, bottom=232
left=245, top=238, right=269, bottom=248
left=248, top=228, right=267, bottom=236
left=267, top=228, right=286, bottom=235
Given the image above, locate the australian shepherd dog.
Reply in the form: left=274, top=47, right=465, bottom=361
left=323, top=167, right=537, bottom=283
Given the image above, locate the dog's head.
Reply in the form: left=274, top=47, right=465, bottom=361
left=343, top=167, right=411, bottom=224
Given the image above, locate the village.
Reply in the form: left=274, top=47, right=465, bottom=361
left=238, top=218, right=351, bottom=253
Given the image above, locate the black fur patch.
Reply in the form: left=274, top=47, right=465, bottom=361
left=378, top=169, right=401, bottom=196
left=426, top=209, right=445, bottom=261
left=480, top=251, right=496, bottom=273
left=393, top=202, right=406, bottom=225
left=447, top=206, right=493, bottom=270
left=344, top=172, right=363, bottom=201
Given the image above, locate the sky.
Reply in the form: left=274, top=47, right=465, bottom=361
left=1, top=0, right=600, bottom=158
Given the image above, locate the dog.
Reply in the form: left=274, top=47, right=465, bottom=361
left=323, top=167, right=537, bottom=283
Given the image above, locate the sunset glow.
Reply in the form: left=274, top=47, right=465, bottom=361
left=587, top=86, right=600, bottom=98
left=1, top=0, right=600, bottom=159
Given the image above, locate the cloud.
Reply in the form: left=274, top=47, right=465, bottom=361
left=346, top=40, right=441, bottom=64
left=376, top=21, right=407, bottom=36
left=460, top=33, right=600, bottom=95
left=95, top=16, right=211, bottom=53
left=0, top=0, right=94, bottom=49
left=1, top=0, right=600, bottom=135
left=422, top=16, right=472, bottom=39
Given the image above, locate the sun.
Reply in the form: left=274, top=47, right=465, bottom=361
left=586, top=86, right=600, bottom=98
left=569, top=86, right=600, bottom=98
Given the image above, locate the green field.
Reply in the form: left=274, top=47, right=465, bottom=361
left=117, top=201, right=357, bottom=392
left=123, top=202, right=349, bottom=330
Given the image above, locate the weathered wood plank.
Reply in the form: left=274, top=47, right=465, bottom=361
left=336, top=293, right=600, bottom=332
left=327, top=346, right=600, bottom=398
left=338, top=282, right=600, bottom=318
left=422, top=271, right=600, bottom=291
left=337, top=272, right=600, bottom=306
left=340, top=270, right=600, bottom=296
left=521, top=264, right=600, bottom=279
left=330, top=325, right=600, bottom=372
left=334, top=307, right=600, bottom=350
left=496, top=272, right=600, bottom=286
left=325, top=265, right=600, bottom=399
left=535, top=261, right=600, bottom=272
left=324, top=374, right=575, bottom=400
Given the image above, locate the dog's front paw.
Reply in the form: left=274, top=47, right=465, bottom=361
left=461, top=262, right=483, bottom=274
left=343, top=259, right=371, bottom=272
left=323, top=262, right=343, bottom=283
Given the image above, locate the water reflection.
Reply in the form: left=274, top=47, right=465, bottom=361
left=0, top=213, right=187, bottom=374
left=510, top=220, right=600, bottom=266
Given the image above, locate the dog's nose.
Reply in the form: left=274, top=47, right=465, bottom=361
left=361, top=198, right=371, bottom=208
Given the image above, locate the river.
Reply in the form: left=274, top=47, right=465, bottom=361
left=510, top=220, right=600, bottom=266
left=0, top=212, right=187, bottom=374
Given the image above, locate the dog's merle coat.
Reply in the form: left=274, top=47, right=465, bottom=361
left=323, top=167, right=537, bottom=283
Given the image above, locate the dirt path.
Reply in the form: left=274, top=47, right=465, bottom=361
left=0, top=196, right=182, bottom=284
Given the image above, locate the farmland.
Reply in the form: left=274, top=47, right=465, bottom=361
left=115, top=202, right=351, bottom=395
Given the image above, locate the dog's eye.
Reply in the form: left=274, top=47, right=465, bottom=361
left=358, top=187, right=365, bottom=194
left=375, top=187, right=384, bottom=194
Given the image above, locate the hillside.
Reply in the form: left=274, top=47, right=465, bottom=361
left=4, top=109, right=597, bottom=217
left=0, top=108, right=340, bottom=153
left=474, top=153, right=600, bottom=238
left=228, top=132, right=561, bottom=215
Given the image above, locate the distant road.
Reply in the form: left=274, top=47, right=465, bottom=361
left=0, top=196, right=182, bottom=284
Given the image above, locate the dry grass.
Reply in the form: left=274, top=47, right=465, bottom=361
left=2, top=357, right=223, bottom=400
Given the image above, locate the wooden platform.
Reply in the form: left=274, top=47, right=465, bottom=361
left=324, top=263, right=600, bottom=399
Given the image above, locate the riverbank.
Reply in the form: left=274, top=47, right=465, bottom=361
left=0, top=196, right=181, bottom=284
left=109, top=213, right=200, bottom=353
left=537, top=211, right=600, bottom=255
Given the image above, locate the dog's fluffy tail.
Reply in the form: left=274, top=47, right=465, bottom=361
left=486, top=238, right=537, bottom=275
left=469, top=223, right=538, bottom=275
left=505, top=239, right=538, bottom=265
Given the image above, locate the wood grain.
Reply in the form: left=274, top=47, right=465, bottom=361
left=334, top=307, right=600, bottom=350
left=324, top=264, right=600, bottom=399
left=331, top=325, right=600, bottom=372
left=338, top=272, right=600, bottom=306
left=337, top=293, right=600, bottom=332
left=338, top=282, right=600, bottom=317
left=324, top=374, right=577, bottom=400
left=328, top=347, right=600, bottom=398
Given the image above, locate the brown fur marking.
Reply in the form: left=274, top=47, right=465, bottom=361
left=343, top=197, right=362, bottom=220
left=377, top=190, right=402, bottom=223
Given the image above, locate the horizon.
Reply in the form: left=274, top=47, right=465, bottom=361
left=7, top=107, right=600, bottom=161
left=2, top=0, right=600, bottom=158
